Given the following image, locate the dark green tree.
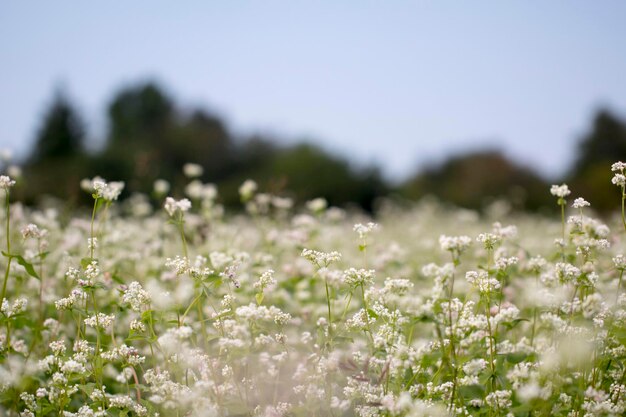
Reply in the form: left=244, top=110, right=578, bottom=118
left=567, top=109, right=626, bottom=211
left=23, top=91, right=89, bottom=203
left=28, top=91, right=85, bottom=164
left=401, top=150, right=550, bottom=211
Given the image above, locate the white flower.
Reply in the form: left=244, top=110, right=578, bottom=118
left=550, top=184, right=571, bottom=198
left=239, top=179, right=257, bottom=201
left=466, top=270, right=500, bottom=293
left=572, top=197, right=590, bottom=209
left=342, top=268, right=375, bottom=288
left=88, top=177, right=124, bottom=200
left=612, top=173, right=626, bottom=187
left=611, top=161, right=626, bottom=172
left=183, top=163, right=203, bottom=178
left=21, top=224, right=46, bottom=239
left=301, top=249, right=342, bottom=267
left=153, top=179, right=170, bottom=195
left=306, top=198, right=328, bottom=213
left=477, top=233, right=501, bottom=249
left=1, top=297, right=27, bottom=317
left=164, top=197, right=191, bottom=216
left=84, top=313, right=115, bottom=330
left=122, top=282, right=151, bottom=312
left=254, top=269, right=276, bottom=291
left=353, top=222, right=378, bottom=239
left=0, top=175, right=16, bottom=189
left=439, top=235, right=472, bottom=253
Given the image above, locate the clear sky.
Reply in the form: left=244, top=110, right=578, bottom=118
left=1, top=1, right=626, bottom=181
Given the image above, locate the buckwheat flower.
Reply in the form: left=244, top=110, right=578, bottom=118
left=306, top=197, right=328, bottom=213
left=462, top=358, right=487, bottom=376
left=550, top=184, right=571, bottom=198
left=0, top=175, right=16, bottom=189
left=129, top=319, right=146, bottom=333
left=1, top=297, right=27, bottom=317
left=91, top=177, right=107, bottom=197
left=611, top=161, right=626, bottom=172
left=49, top=340, right=66, bottom=356
left=301, top=248, right=342, bottom=267
left=118, top=344, right=146, bottom=365
left=84, top=313, right=115, bottom=330
left=476, top=233, right=501, bottom=249
left=353, top=222, right=378, bottom=239
left=87, top=237, right=98, bottom=251
left=346, top=309, right=374, bottom=330
left=165, top=256, right=190, bottom=275
left=382, top=277, right=413, bottom=295
left=271, top=308, right=291, bottom=325
left=485, top=390, right=512, bottom=409
left=495, top=256, right=518, bottom=271
left=153, top=179, right=170, bottom=195
left=65, top=267, right=80, bottom=281
left=254, top=269, right=276, bottom=291
left=102, top=181, right=125, bottom=201
left=555, top=262, right=581, bottom=283
left=221, top=294, right=234, bottom=309
left=492, top=222, right=518, bottom=239
left=272, top=196, right=293, bottom=210
left=611, top=173, right=626, bottom=187
left=164, top=197, right=191, bottom=216
left=239, top=179, right=257, bottom=201
left=183, top=162, right=203, bottom=178
left=572, top=197, right=590, bottom=209
left=21, top=223, right=45, bottom=239
left=342, top=268, right=375, bottom=288
left=79, top=261, right=100, bottom=286
left=20, top=392, right=35, bottom=410
left=219, top=261, right=241, bottom=288
left=61, top=359, right=87, bottom=374
left=439, top=235, right=472, bottom=255
left=122, top=282, right=151, bottom=312
left=465, top=270, right=500, bottom=293
left=55, top=289, right=87, bottom=310
left=613, top=254, right=626, bottom=270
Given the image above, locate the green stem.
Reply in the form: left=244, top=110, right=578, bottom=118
left=621, top=188, right=626, bottom=233
left=560, top=202, right=566, bottom=260
left=90, top=198, right=98, bottom=260
left=617, top=269, right=624, bottom=304
left=178, top=212, right=188, bottom=259
left=340, top=292, right=353, bottom=321
left=360, top=283, right=374, bottom=346
left=324, top=278, right=332, bottom=329
left=1, top=190, right=11, bottom=303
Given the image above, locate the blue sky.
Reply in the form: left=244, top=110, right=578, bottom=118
left=1, top=1, right=626, bottom=181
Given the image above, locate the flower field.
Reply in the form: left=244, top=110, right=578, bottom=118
left=1, top=164, right=626, bottom=417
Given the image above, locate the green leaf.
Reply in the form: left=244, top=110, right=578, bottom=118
left=80, top=257, right=95, bottom=269
left=255, top=292, right=264, bottom=305
left=367, top=308, right=379, bottom=319
left=458, top=384, right=485, bottom=399
left=14, top=255, right=40, bottom=280
left=506, top=351, right=529, bottom=364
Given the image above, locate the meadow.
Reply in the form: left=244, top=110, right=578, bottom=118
left=0, top=162, right=625, bottom=417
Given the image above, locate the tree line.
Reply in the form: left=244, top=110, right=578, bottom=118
left=19, top=82, right=626, bottom=213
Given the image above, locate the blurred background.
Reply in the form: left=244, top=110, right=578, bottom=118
left=1, top=1, right=626, bottom=212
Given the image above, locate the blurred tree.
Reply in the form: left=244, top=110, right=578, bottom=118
left=28, top=91, right=85, bottom=164
left=23, top=91, right=88, bottom=204
left=567, top=109, right=626, bottom=211
left=97, top=82, right=176, bottom=189
left=224, top=143, right=388, bottom=211
left=401, top=150, right=550, bottom=211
